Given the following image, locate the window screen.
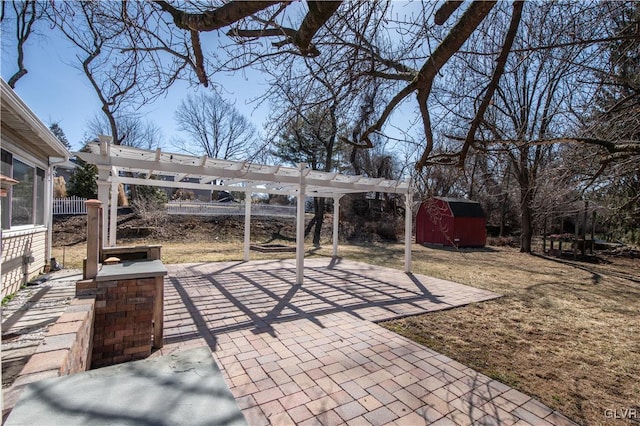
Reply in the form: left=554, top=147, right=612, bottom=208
left=11, top=159, right=35, bottom=226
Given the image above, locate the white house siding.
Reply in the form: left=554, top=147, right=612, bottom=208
left=1, top=79, right=70, bottom=299
left=1, top=132, right=52, bottom=298
left=1, top=228, right=47, bottom=297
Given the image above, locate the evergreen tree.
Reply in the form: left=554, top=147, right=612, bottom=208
left=67, top=146, right=97, bottom=199
left=49, top=122, right=71, bottom=150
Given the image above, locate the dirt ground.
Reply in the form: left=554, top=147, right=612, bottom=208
left=52, top=211, right=401, bottom=248
left=53, top=212, right=298, bottom=246
left=51, top=214, right=639, bottom=425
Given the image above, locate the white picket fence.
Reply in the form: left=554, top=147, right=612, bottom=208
left=53, top=196, right=88, bottom=215
left=166, top=200, right=296, bottom=217
left=53, top=197, right=297, bottom=217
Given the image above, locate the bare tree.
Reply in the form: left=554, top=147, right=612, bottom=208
left=85, top=114, right=164, bottom=150
left=47, top=2, right=189, bottom=146
left=47, top=2, right=137, bottom=146
left=7, top=0, right=639, bottom=163
left=173, top=91, right=256, bottom=160
left=1, top=0, right=39, bottom=88
left=263, top=30, right=371, bottom=244
left=413, top=2, right=624, bottom=251
left=568, top=2, right=640, bottom=243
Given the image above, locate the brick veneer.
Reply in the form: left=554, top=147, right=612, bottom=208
left=12, top=297, right=95, bottom=389
left=77, top=276, right=160, bottom=368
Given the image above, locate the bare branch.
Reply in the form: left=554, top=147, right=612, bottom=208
left=228, top=27, right=296, bottom=39
left=190, top=30, right=208, bottom=86
left=358, top=82, right=417, bottom=148
left=362, top=1, right=496, bottom=154
left=293, top=1, right=342, bottom=56
left=415, top=0, right=497, bottom=169
left=361, top=71, right=414, bottom=81
left=153, top=1, right=280, bottom=31
left=457, top=34, right=640, bottom=56
left=6, top=1, right=38, bottom=88
left=434, top=1, right=463, bottom=25
left=229, top=1, right=342, bottom=57
left=457, top=1, right=524, bottom=167
left=526, top=138, right=640, bottom=154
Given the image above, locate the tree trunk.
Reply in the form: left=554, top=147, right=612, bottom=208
left=519, top=178, right=534, bottom=253
left=520, top=202, right=533, bottom=253
left=499, top=162, right=511, bottom=237
left=312, top=197, right=325, bottom=246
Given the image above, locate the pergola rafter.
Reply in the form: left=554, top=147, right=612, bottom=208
left=75, top=136, right=414, bottom=284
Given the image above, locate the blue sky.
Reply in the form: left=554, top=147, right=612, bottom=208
left=1, top=28, right=271, bottom=152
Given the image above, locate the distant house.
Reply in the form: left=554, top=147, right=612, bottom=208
left=416, top=197, right=487, bottom=247
left=53, top=158, right=80, bottom=197
left=1, top=79, right=70, bottom=297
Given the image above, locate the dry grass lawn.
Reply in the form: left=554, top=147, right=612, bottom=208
left=53, top=238, right=639, bottom=425
left=374, top=244, right=638, bottom=426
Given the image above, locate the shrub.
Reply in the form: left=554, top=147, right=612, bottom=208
left=487, top=236, right=516, bottom=247
left=131, top=185, right=168, bottom=226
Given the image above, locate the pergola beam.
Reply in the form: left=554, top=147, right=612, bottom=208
left=116, top=176, right=296, bottom=196
left=77, top=149, right=410, bottom=195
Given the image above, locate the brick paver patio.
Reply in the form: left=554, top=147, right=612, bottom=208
left=155, top=258, right=576, bottom=425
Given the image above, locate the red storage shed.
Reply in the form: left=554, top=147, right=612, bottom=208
left=416, top=197, right=487, bottom=247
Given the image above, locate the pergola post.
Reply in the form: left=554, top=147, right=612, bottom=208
left=243, top=191, right=252, bottom=261
left=404, top=184, right=413, bottom=273
left=108, top=172, right=118, bottom=247
left=97, top=135, right=112, bottom=250
left=332, top=195, right=342, bottom=258
left=97, top=167, right=110, bottom=251
left=296, top=163, right=308, bottom=284
left=85, top=199, right=103, bottom=280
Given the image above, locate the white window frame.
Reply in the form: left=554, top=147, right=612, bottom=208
left=1, top=148, right=48, bottom=233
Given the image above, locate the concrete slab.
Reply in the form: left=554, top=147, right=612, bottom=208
left=5, top=347, right=246, bottom=426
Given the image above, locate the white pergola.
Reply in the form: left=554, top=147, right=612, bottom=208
left=75, top=136, right=413, bottom=284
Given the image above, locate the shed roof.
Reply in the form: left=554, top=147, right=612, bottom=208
left=435, top=197, right=485, bottom=218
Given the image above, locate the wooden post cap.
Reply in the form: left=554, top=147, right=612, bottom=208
left=85, top=199, right=103, bottom=207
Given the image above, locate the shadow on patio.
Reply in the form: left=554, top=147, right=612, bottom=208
left=155, top=258, right=575, bottom=425
left=162, top=257, right=499, bottom=352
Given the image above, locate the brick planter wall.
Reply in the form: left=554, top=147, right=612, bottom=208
left=9, top=297, right=95, bottom=401
left=77, top=277, right=160, bottom=368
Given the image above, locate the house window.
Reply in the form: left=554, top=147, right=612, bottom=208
left=36, top=168, right=45, bottom=225
left=1, top=150, right=11, bottom=230
left=1, top=149, right=46, bottom=230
